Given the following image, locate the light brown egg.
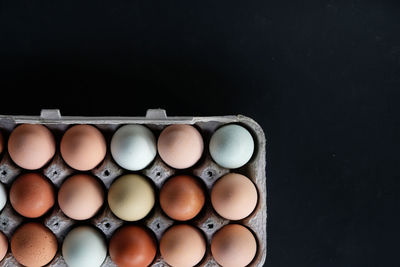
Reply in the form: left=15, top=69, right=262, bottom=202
left=109, top=225, right=157, bottom=267
left=0, top=130, right=4, bottom=155
left=211, top=173, right=258, bottom=220
left=8, top=124, right=55, bottom=170
left=60, top=124, right=106, bottom=171
left=211, top=224, right=257, bottom=267
left=10, top=173, right=55, bottom=218
left=160, top=175, right=205, bottom=221
left=160, top=224, right=206, bottom=267
left=58, top=174, right=104, bottom=220
left=157, top=124, right=204, bottom=169
left=11, top=222, right=57, bottom=266
left=0, top=231, right=8, bottom=262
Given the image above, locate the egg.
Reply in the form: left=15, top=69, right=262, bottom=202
left=58, top=174, right=104, bottom=220
left=211, top=224, right=257, bottom=267
left=111, top=125, right=157, bottom=171
left=62, top=225, right=107, bottom=267
left=157, top=124, right=204, bottom=169
left=0, top=182, right=7, bottom=212
left=11, top=222, right=57, bottom=266
left=109, top=225, right=157, bottom=267
left=60, top=124, right=106, bottom=171
left=160, top=224, right=206, bottom=267
left=108, top=174, right=155, bottom=221
left=209, top=124, right=254, bottom=169
left=8, top=124, right=56, bottom=170
left=211, top=173, right=258, bottom=220
left=160, top=175, right=205, bottom=221
left=0, top=231, right=8, bottom=262
left=0, top=130, right=4, bottom=155
left=10, top=173, right=55, bottom=218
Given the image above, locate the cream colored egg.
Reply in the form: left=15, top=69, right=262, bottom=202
left=108, top=174, right=155, bottom=221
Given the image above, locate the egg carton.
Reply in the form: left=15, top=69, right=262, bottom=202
left=0, top=109, right=267, bottom=267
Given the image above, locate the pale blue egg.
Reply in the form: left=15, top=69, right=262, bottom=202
left=111, top=125, right=157, bottom=171
left=62, top=226, right=107, bottom=267
left=209, top=124, right=254, bottom=169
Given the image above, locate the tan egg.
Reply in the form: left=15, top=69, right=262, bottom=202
left=211, top=224, right=257, bottom=267
left=211, top=173, right=258, bottom=220
left=160, top=224, right=206, bottom=267
left=60, top=124, right=106, bottom=171
left=157, top=124, right=204, bottom=169
left=10, top=173, right=55, bottom=218
left=160, top=175, right=205, bottom=221
left=0, top=231, right=8, bottom=262
left=58, top=174, right=104, bottom=220
left=8, top=124, right=55, bottom=170
left=11, top=222, right=57, bottom=267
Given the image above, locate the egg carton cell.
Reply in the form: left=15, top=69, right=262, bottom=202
left=0, top=109, right=266, bottom=267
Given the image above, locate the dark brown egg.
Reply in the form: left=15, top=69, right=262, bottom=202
left=109, top=225, right=157, bottom=267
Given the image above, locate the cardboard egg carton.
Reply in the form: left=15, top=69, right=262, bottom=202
left=0, top=109, right=267, bottom=267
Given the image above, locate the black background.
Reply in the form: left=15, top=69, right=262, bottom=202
left=1, top=0, right=400, bottom=266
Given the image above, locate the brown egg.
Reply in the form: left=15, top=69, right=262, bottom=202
left=60, top=124, right=106, bottom=171
left=0, top=231, right=8, bottom=261
left=58, top=174, right=104, bottom=220
left=8, top=124, right=55, bottom=170
left=211, top=173, right=258, bottom=220
left=0, top=130, right=4, bottom=155
left=10, top=173, right=55, bottom=218
left=157, top=124, right=204, bottom=169
left=211, top=224, right=257, bottom=267
left=160, top=175, right=205, bottom=221
left=11, top=222, right=57, bottom=266
left=109, top=225, right=157, bottom=267
left=160, top=224, right=206, bottom=267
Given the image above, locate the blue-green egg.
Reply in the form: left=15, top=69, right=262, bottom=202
left=62, top=226, right=107, bottom=267
left=209, top=124, right=254, bottom=169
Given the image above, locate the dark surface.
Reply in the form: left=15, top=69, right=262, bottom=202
left=1, top=0, right=400, bottom=266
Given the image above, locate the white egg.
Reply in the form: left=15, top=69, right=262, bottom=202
left=209, top=124, right=255, bottom=169
left=0, top=183, right=6, bottom=212
left=62, top=226, right=107, bottom=267
left=111, top=125, right=157, bottom=171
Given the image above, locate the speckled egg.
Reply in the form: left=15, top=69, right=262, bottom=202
left=11, top=222, right=57, bottom=267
